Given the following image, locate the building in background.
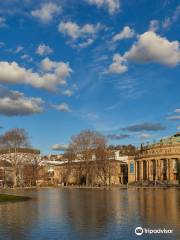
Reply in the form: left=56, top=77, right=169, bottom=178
left=37, top=154, right=128, bottom=186
left=0, top=148, right=40, bottom=187
left=128, top=133, right=180, bottom=185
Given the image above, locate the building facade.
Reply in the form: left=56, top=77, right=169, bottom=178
left=128, top=133, right=180, bottom=185
left=0, top=148, right=40, bottom=187
left=37, top=159, right=128, bottom=186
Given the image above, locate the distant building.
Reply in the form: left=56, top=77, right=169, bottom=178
left=0, top=148, right=40, bottom=187
left=128, top=133, right=180, bottom=185
left=38, top=150, right=129, bottom=186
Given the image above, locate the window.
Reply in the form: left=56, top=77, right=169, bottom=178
left=130, top=162, right=134, bottom=173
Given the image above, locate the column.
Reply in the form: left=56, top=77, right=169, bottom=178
left=156, top=160, right=158, bottom=181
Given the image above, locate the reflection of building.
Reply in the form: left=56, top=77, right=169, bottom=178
left=128, top=133, right=180, bottom=185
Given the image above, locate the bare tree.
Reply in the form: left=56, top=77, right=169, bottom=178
left=0, top=128, right=31, bottom=187
left=1, top=128, right=30, bottom=149
left=67, top=130, right=107, bottom=186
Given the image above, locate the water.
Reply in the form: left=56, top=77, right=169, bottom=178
left=0, top=188, right=180, bottom=240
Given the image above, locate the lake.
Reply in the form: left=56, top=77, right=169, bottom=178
left=0, top=188, right=180, bottom=240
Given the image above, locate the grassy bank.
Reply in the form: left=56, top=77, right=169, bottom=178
left=0, top=194, right=31, bottom=203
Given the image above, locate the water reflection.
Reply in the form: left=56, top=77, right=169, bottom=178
left=0, top=188, right=179, bottom=240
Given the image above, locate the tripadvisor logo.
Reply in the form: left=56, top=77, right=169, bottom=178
left=135, top=227, right=143, bottom=236
left=135, top=226, right=174, bottom=236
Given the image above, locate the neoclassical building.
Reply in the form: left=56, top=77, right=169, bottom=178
left=128, top=133, right=180, bottom=185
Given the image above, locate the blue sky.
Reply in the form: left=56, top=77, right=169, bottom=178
left=0, top=0, right=180, bottom=154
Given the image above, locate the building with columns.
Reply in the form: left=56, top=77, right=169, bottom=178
left=128, top=133, right=180, bottom=185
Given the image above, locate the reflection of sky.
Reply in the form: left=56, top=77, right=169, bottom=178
left=0, top=188, right=179, bottom=239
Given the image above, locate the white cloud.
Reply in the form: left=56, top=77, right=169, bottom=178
left=58, top=21, right=101, bottom=48
left=52, top=143, right=69, bottom=151
left=112, top=26, right=135, bottom=42
left=162, top=5, right=180, bottom=29
left=0, top=58, right=72, bottom=91
left=36, top=44, right=53, bottom=56
left=149, top=20, right=159, bottom=32
left=88, top=0, right=120, bottom=14
left=167, top=115, right=180, bottom=120
left=62, top=89, right=73, bottom=97
left=108, top=31, right=180, bottom=75
left=139, top=133, right=154, bottom=139
left=108, top=54, right=127, bottom=74
left=124, top=31, right=180, bottom=66
left=15, top=45, right=24, bottom=53
left=52, top=103, right=71, bottom=112
left=31, top=3, right=61, bottom=23
left=162, top=18, right=171, bottom=29
left=175, top=108, right=180, bottom=113
left=21, top=54, right=33, bottom=62
left=78, top=38, right=94, bottom=48
left=0, top=87, right=44, bottom=116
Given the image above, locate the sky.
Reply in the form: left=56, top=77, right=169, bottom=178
left=0, top=0, right=180, bottom=154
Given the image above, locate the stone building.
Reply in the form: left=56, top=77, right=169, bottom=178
left=0, top=148, right=40, bottom=187
left=128, top=133, right=180, bottom=185
left=37, top=158, right=128, bottom=186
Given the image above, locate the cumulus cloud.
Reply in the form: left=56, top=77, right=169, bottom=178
left=0, top=86, right=44, bottom=116
left=36, top=44, right=53, bottom=56
left=58, top=21, right=101, bottom=48
left=0, top=58, right=72, bottom=91
left=124, top=31, right=180, bottom=66
left=121, top=122, right=166, bottom=132
left=52, top=103, right=71, bottom=112
left=52, top=143, right=69, bottom=151
left=107, top=134, right=129, bottom=140
left=112, top=26, right=135, bottom=42
left=108, top=31, right=180, bottom=74
left=88, top=0, right=120, bottom=14
left=31, top=3, right=61, bottom=23
left=108, top=54, right=127, bottom=74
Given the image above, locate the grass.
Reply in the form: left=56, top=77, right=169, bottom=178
left=0, top=194, right=31, bottom=203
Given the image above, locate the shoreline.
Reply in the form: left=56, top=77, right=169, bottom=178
left=1, top=184, right=180, bottom=190
left=0, top=193, right=31, bottom=203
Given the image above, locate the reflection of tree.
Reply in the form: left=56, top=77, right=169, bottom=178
left=61, top=189, right=126, bottom=238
